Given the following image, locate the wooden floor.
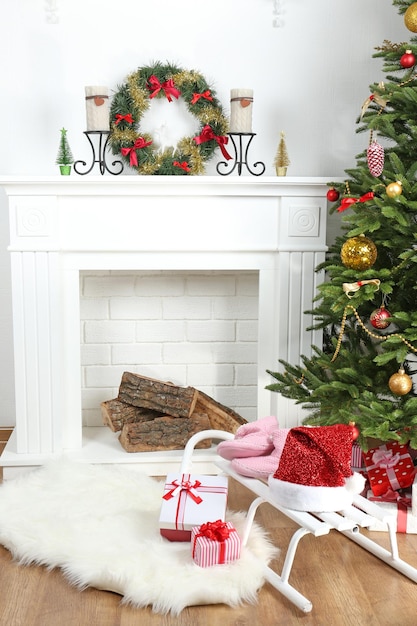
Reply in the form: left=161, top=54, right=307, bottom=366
left=1, top=430, right=417, bottom=625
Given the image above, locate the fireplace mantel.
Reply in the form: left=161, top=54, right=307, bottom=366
left=1, top=175, right=330, bottom=477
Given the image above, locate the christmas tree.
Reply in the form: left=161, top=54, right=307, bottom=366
left=55, top=128, right=74, bottom=165
left=274, top=131, right=290, bottom=175
left=267, top=0, right=417, bottom=451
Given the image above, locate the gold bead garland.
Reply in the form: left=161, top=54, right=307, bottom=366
left=331, top=304, right=417, bottom=362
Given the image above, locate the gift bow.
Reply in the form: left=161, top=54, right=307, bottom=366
left=198, top=520, right=231, bottom=542
left=191, top=90, right=213, bottom=105
left=148, top=75, right=181, bottom=102
left=336, top=192, right=374, bottom=213
left=372, top=449, right=401, bottom=469
left=193, top=124, right=232, bottom=160
left=121, top=137, right=152, bottom=166
left=173, top=160, right=191, bottom=172
left=162, top=478, right=203, bottom=504
left=115, top=113, right=134, bottom=125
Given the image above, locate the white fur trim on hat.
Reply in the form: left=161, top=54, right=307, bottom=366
left=268, top=472, right=365, bottom=512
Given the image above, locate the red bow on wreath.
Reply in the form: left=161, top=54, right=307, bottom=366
left=336, top=192, right=374, bottom=213
left=121, top=137, right=153, bottom=166
left=115, top=113, right=134, bottom=125
left=193, top=124, right=231, bottom=160
left=173, top=161, right=191, bottom=172
left=191, top=90, right=213, bottom=105
left=147, top=75, right=181, bottom=101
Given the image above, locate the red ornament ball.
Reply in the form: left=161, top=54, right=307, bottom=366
left=400, top=50, right=416, bottom=68
left=349, top=422, right=360, bottom=441
left=327, top=188, right=340, bottom=202
left=370, top=306, right=391, bottom=329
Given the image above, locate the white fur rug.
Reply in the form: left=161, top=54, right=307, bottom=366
left=0, top=459, right=277, bottom=615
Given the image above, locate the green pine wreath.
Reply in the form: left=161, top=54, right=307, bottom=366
left=109, top=61, right=230, bottom=175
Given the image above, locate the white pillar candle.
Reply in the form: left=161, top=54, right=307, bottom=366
left=85, top=86, right=110, bottom=131
left=229, top=89, right=254, bottom=133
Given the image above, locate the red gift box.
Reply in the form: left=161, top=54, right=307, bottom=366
left=191, top=520, right=241, bottom=567
left=363, top=442, right=415, bottom=497
left=159, top=473, right=228, bottom=542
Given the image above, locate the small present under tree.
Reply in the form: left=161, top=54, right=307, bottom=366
left=274, top=131, right=290, bottom=175
left=55, top=128, right=74, bottom=171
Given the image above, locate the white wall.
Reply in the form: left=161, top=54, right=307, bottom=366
left=0, top=0, right=407, bottom=425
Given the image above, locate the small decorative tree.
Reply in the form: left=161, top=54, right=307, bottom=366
left=56, top=128, right=74, bottom=174
left=274, top=131, right=290, bottom=176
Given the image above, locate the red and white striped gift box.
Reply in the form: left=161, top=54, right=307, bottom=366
left=351, top=442, right=364, bottom=469
left=191, top=521, right=241, bottom=567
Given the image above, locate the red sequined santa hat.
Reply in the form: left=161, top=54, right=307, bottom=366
left=267, top=424, right=365, bottom=512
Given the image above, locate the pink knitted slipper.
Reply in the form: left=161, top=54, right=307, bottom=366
left=230, top=429, right=290, bottom=479
left=217, top=416, right=279, bottom=460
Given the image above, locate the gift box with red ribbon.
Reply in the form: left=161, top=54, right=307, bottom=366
left=412, top=474, right=417, bottom=518
left=366, top=489, right=417, bottom=533
left=191, top=520, right=241, bottom=567
left=159, top=473, right=228, bottom=542
left=351, top=442, right=364, bottom=469
left=362, top=442, right=415, bottom=497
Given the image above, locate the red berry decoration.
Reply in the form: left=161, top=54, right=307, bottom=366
left=327, top=188, right=340, bottom=202
left=370, top=305, right=391, bottom=329
left=400, top=50, right=416, bottom=68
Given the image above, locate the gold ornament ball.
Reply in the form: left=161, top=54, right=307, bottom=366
left=386, top=181, right=403, bottom=198
left=388, top=367, right=413, bottom=396
left=340, top=234, right=377, bottom=271
left=405, top=3, right=417, bottom=32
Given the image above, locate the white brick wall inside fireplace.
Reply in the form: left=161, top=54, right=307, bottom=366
left=81, top=270, right=259, bottom=424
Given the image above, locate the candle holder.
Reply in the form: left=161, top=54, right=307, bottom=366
left=73, top=131, right=124, bottom=176
left=217, top=133, right=265, bottom=177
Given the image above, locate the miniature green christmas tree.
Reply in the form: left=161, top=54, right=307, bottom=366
left=267, top=0, right=417, bottom=450
left=274, top=131, right=290, bottom=175
left=55, top=128, right=74, bottom=170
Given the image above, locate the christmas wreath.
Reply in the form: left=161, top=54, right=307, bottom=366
left=109, top=62, right=230, bottom=175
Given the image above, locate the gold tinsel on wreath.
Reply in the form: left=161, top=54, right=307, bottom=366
left=110, top=127, right=139, bottom=144
left=198, top=107, right=229, bottom=132
left=177, top=137, right=205, bottom=175
left=127, top=71, right=150, bottom=116
left=140, top=156, right=163, bottom=175
left=173, top=70, right=204, bottom=87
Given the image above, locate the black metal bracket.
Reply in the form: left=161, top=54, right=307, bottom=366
left=73, top=131, right=124, bottom=176
left=216, top=133, right=265, bottom=176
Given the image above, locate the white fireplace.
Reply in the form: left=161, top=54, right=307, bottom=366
left=0, top=176, right=328, bottom=478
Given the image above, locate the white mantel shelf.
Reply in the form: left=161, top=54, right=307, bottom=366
left=0, top=175, right=332, bottom=195
left=1, top=175, right=331, bottom=478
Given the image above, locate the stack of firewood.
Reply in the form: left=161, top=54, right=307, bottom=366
left=101, top=372, right=247, bottom=452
